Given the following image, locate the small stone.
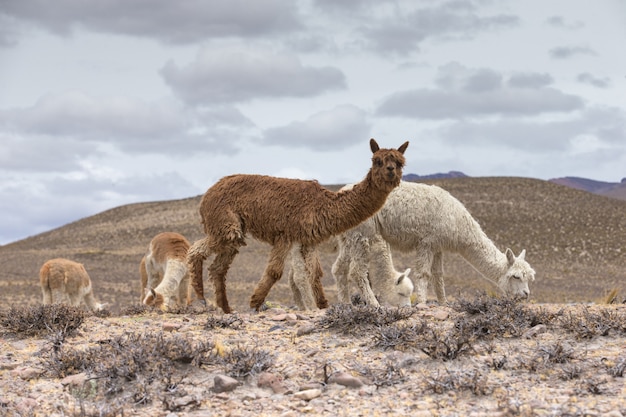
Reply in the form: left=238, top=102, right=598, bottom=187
left=11, top=367, right=43, bottom=381
left=213, top=374, right=240, bottom=393
left=296, top=323, right=316, bottom=336
left=163, top=322, right=181, bottom=332
left=328, top=372, right=364, bottom=388
left=523, top=324, right=547, bottom=339
left=293, top=388, right=322, bottom=401
left=60, top=372, right=88, bottom=387
left=258, top=372, right=288, bottom=394
left=432, top=309, right=449, bottom=321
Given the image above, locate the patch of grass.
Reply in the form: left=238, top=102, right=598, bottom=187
left=0, top=304, right=85, bottom=338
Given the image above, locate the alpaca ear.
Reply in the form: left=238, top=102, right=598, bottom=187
left=505, top=248, right=515, bottom=265
left=397, top=268, right=411, bottom=285
left=370, top=138, right=379, bottom=153
left=397, top=141, right=409, bottom=154
left=519, top=249, right=526, bottom=260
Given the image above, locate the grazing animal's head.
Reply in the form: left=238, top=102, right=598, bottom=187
left=143, top=288, right=167, bottom=311
left=499, top=249, right=535, bottom=299
left=94, top=302, right=108, bottom=311
left=382, top=268, right=414, bottom=307
left=369, top=138, right=409, bottom=192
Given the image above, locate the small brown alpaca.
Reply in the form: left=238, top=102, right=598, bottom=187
left=188, top=138, right=409, bottom=313
left=140, top=232, right=191, bottom=311
left=39, top=258, right=105, bottom=311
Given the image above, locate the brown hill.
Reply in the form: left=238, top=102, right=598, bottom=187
left=1, top=177, right=625, bottom=313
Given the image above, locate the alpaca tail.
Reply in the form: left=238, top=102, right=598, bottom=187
left=187, top=238, right=211, bottom=306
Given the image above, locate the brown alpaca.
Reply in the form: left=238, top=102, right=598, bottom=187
left=141, top=232, right=191, bottom=311
left=188, top=138, right=409, bottom=313
left=40, top=258, right=105, bottom=311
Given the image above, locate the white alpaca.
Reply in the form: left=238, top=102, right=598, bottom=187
left=141, top=232, right=191, bottom=311
left=332, top=181, right=535, bottom=304
left=40, top=258, right=105, bottom=311
left=329, top=211, right=414, bottom=307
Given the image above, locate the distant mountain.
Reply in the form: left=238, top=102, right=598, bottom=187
left=404, top=172, right=626, bottom=201
left=403, top=171, right=468, bottom=181
left=549, top=176, right=626, bottom=201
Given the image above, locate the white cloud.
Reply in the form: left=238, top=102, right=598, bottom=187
left=377, top=62, right=584, bottom=119
left=262, top=105, right=370, bottom=151
left=160, top=46, right=346, bottom=105
left=0, top=0, right=302, bottom=43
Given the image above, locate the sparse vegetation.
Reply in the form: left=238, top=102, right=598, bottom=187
left=0, top=304, right=86, bottom=338
left=316, top=303, right=414, bottom=335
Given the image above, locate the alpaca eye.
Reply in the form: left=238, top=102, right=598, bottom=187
left=511, top=275, right=521, bottom=280
left=374, top=158, right=383, bottom=167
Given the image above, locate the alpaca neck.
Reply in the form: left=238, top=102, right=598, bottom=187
left=321, top=171, right=393, bottom=236
left=457, top=222, right=507, bottom=287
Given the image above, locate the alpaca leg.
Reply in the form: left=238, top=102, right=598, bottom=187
left=41, top=288, right=52, bottom=305
left=250, top=242, right=291, bottom=311
left=187, top=238, right=211, bottom=305
left=331, top=239, right=352, bottom=304
left=287, top=264, right=306, bottom=310
left=178, top=273, right=190, bottom=306
left=349, top=236, right=379, bottom=306
left=310, top=250, right=328, bottom=309
left=208, top=245, right=239, bottom=313
left=413, top=247, right=434, bottom=304
left=431, top=251, right=447, bottom=303
left=289, top=245, right=322, bottom=310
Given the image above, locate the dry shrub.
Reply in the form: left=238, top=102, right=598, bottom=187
left=0, top=304, right=85, bottom=338
left=424, top=368, right=490, bottom=395
left=317, top=304, right=414, bottom=335
left=220, top=343, right=274, bottom=378
left=557, top=306, right=626, bottom=339
left=452, top=293, right=555, bottom=339
left=205, top=314, right=245, bottom=330
left=46, top=331, right=216, bottom=408
left=372, top=321, right=428, bottom=351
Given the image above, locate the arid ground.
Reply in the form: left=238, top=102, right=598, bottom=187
left=1, top=177, right=625, bottom=416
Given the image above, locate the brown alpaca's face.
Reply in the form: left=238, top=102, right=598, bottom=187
left=370, top=140, right=408, bottom=190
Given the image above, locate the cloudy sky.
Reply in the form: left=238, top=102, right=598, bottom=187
left=1, top=0, right=625, bottom=245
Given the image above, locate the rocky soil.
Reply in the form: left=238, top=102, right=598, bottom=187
left=1, top=300, right=626, bottom=417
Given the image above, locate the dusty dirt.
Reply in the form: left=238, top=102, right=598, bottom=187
left=1, top=301, right=626, bottom=416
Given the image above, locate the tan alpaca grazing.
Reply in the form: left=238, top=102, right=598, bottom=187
left=141, top=232, right=191, bottom=311
left=39, top=258, right=105, bottom=311
left=188, top=138, right=409, bottom=313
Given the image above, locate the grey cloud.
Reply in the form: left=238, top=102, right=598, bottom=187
left=0, top=15, right=20, bottom=47
left=507, top=73, right=554, bottom=89
left=357, top=2, right=519, bottom=55
left=437, top=106, right=626, bottom=152
left=546, top=16, right=584, bottom=30
left=160, top=47, right=346, bottom=105
left=549, top=45, right=596, bottom=59
left=0, top=133, right=97, bottom=172
left=377, top=63, right=583, bottom=119
left=0, top=92, right=246, bottom=158
left=577, top=72, right=610, bottom=88
left=261, top=105, right=370, bottom=151
left=0, top=0, right=301, bottom=43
